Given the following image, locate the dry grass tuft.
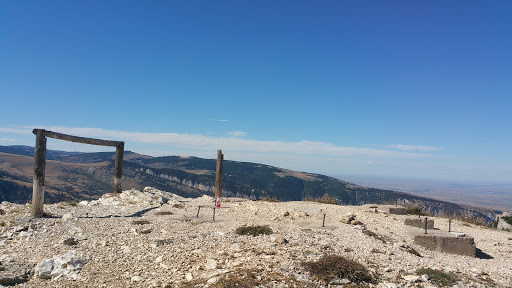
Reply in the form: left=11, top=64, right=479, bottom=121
left=305, top=194, right=338, bottom=205
left=235, top=225, right=273, bottom=237
left=132, top=219, right=150, bottom=225
left=302, top=254, right=376, bottom=285
left=155, top=211, right=174, bottom=215
left=416, top=268, right=457, bottom=287
left=362, top=230, right=387, bottom=243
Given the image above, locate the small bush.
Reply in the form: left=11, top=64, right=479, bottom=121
left=212, top=269, right=259, bottom=288
left=303, top=254, right=376, bottom=285
left=457, top=213, right=486, bottom=226
left=362, top=230, right=387, bottom=243
left=173, top=203, right=185, bottom=208
left=132, top=219, right=150, bottom=225
left=258, top=197, right=281, bottom=202
left=402, top=203, right=431, bottom=216
left=305, top=194, right=338, bottom=205
left=488, top=220, right=499, bottom=229
left=502, top=216, right=512, bottom=226
left=155, top=211, right=174, bottom=215
left=416, top=268, right=457, bottom=287
left=404, top=247, right=422, bottom=257
left=66, top=201, right=77, bottom=206
left=235, top=225, right=273, bottom=237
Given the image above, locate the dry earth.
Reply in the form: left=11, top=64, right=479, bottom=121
left=1, top=188, right=511, bottom=287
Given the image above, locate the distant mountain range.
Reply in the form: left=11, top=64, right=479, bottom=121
left=0, top=145, right=500, bottom=222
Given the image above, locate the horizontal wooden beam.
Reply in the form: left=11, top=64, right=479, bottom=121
left=32, top=129, right=123, bottom=147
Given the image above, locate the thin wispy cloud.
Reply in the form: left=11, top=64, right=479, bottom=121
left=390, top=144, right=441, bottom=152
left=209, top=119, right=229, bottom=122
left=3, top=126, right=432, bottom=159
left=226, top=131, right=247, bottom=137
left=0, top=128, right=33, bottom=134
left=0, top=138, right=16, bottom=143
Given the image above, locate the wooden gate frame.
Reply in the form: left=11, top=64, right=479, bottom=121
left=32, top=129, right=124, bottom=217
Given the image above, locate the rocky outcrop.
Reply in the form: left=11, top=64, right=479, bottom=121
left=496, top=212, right=512, bottom=230
left=35, top=252, right=85, bottom=280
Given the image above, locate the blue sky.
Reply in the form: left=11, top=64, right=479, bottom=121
left=1, top=1, right=511, bottom=182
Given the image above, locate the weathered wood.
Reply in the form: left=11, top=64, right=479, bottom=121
left=32, top=130, right=47, bottom=217
left=113, top=143, right=124, bottom=193
left=32, top=129, right=122, bottom=147
left=215, top=150, right=223, bottom=198
left=31, top=128, right=125, bottom=216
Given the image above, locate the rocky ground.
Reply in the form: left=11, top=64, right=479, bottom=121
left=1, top=187, right=511, bottom=287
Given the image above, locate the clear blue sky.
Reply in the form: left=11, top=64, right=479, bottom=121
left=1, top=1, right=511, bottom=182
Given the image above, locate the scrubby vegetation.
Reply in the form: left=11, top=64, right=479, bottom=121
left=502, top=216, right=512, bottom=225
left=362, top=230, right=387, bottom=243
left=179, top=268, right=313, bottom=288
left=258, top=197, right=281, bottom=202
left=416, top=268, right=458, bottom=287
left=132, top=219, right=151, bottom=225
left=155, top=211, right=174, bottom=215
left=305, top=193, right=338, bottom=205
left=302, top=254, right=376, bottom=285
left=235, top=225, right=273, bottom=237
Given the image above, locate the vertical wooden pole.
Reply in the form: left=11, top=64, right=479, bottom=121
left=215, top=150, right=223, bottom=198
left=32, top=130, right=47, bottom=217
left=113, top=143, right=124, bottom=193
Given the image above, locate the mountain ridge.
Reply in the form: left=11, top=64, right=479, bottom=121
left=0, top=145, right=501, bottom=222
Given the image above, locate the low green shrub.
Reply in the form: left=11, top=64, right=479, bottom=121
left=303, top=254, right=376, bottom=285
left=305, top=194, right=338, bottom=205
left=416, top=268, right=457, bottom=287
left=132, top=219, right=150, bottom=225
left=502, top=216, right=512, bottom=225
left=362, top=230, right=387, bottom=243
left=235, top=225, right=273, bottom=237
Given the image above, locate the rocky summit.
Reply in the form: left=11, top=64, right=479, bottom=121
left=0, top=187, right=511, bottom=287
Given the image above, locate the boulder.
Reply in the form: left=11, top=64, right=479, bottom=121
left=35, top=252, right=85, bottom=279
left=205, top=259, right=217, bottom=270
left=274, top=234, right=288, bottom=244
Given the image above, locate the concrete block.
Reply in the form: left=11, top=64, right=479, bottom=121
left=413, top=231, right=476, bottom=257
left=404, top=218, right=434, bottom=229
left=379, top=205, right=407, bottom=215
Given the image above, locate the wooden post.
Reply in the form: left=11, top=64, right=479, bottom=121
left=31, top=128, right=125, bottom=214
left=32, top=129, right=47, bottom=217
left=114, top=143, right=124, bottom=193
left=215, top=150, right=223, bottom=198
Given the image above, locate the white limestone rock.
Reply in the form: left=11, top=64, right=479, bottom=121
left=35, top=252, right=85, bottom=279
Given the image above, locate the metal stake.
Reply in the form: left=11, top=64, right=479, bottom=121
left=213, top=207, right=216, bottom=222
left=448, top=218, right=451, bottom=232
left=424, top=217, right=428, bottom=234
left=322, top=213, right=326, bottom=227
left=395, top=200, right=398, bottom=207
left=196, top=206, right=201, bottom=218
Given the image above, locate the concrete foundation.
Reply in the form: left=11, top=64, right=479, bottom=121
left=413, top=231, right=476, bottom=257
left=379, top=205, right=407, bottom=215
left=405, top=218, right=434, bottom=229
left=360, top=204, right=407, bottom=215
